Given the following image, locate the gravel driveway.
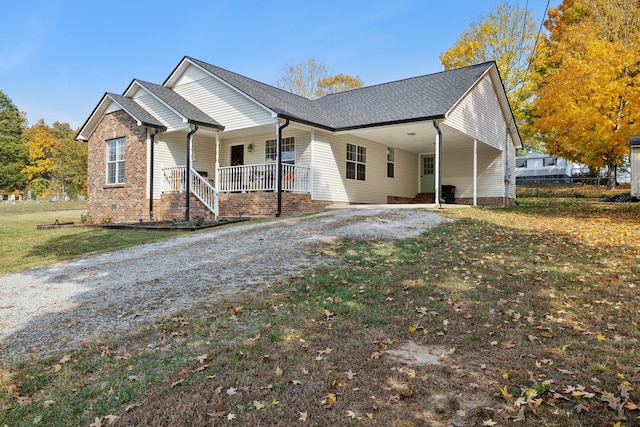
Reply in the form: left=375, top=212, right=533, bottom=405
left=0, top=208, right=446, bottom=363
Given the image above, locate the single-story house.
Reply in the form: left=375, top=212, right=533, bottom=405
left=75, top=56, right=522, bottom=223
left=632, top=137, right=640, bottom=197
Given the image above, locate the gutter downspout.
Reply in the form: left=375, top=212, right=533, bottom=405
left=275, top=119, right=290, bottom=217
left=185, top=124, right=198, bottom=221
left=433, top=120, right=442, bottom=207
left=149, top=128, right=159, bottom=221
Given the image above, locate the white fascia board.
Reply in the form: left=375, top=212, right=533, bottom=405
left=169, top=58, right=277, bottom=118
left=77, top=95, right=117, bottom=141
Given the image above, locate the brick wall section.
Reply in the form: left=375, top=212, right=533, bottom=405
left=219, top=193, right=331, bottom=217
left=87, top=110, right=148, bottom=223
left=154, top=192, right=217, bottom=222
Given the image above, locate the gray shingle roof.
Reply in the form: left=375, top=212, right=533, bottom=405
left=185, top=57, right=332, bottom=128
left=314, top=63, right=494, bottom=129
left=106, top=93, right=166, bottom=130
left=186, top=56, right=494, bottom=130
left=134, top=79, right=224, bottom=129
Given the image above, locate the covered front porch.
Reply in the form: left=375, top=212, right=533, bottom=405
left=161, top=163, right=311, bottom=194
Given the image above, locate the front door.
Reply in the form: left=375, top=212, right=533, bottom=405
left=420, top=154, right=435, bottom=193
left=231, top=144, right=244, bottom=166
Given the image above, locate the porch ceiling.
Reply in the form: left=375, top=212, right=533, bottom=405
left=339, top=121, right=472, bottom=154
left=169, top=120, right=475, bottom=153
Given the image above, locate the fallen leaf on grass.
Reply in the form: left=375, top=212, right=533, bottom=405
left=127, top=375, right=141, bottom=381
left=226, top=387, right=238, bottom=396
left=500, top=385, right=512, bottom=399
left=253, top=400, right=266, bottom=410
left=346, top=370, right=357, bottom=379
left=104, top=414, right=120, bottom=425
left=346, top=410, right=357, bottom=419
left=482, top=420, right=497, bottom=426
left=298, top=411, right=308, bottom=421
left=59, top=354, right=71, bottom=364
left=196, top=354, right=208, bottom=364
left=227, top=413, right=236, bottom=420
left=125, top=402, right=142, bottom=412
left=321, top=393, right=337, bottom=405
left=43, top=399, right=55, bottom=407
left=170, top=379, right=184, bottom=387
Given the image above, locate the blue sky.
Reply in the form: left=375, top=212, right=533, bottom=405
left=1, top=0, right=551, bottom=129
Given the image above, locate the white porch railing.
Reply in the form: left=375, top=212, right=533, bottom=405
left=218, top=163, right=310, bottom=193
left=162, top=166, right=218, bottom=219
left=190, top=169, right=218, bottom=220
left=163, top=166, right=187, bottom=192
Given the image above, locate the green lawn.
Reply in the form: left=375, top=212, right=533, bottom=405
left=0, top=201, right=189, bottom=275
left=1, top=198, right=639, bottom=426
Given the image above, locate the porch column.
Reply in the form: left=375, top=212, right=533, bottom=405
left=473, top=139, right=478, bottom=206
left=185, top=125, right=198, bottom=221
left=215, top=131, right=220, bottom=188
left=433, top=120, right=442, bottom=206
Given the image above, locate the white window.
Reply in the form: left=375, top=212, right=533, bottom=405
left=387, top=147, right=395, bottom=178
left=516, top=159, right=527, bottom=168
left=346, top=143, right=366, bottom=180
left=106, top=137, right=125, bottom=184
left=543, top=157, right=557, bottom=166
left=265, top=137, right=295, bottom=164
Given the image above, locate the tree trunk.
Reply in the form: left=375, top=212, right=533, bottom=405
left=607, top=163, right=616, bottom=190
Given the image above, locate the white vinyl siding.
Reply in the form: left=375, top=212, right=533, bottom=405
left=172, top=64, right=275, bottom=132
left=132, top=87, right=184, bottom=131
left=441, top=143, right=503, bottom=199
left=221, top=128, right=310, bottom=168
left=446, top=75, right=507, bottom=151
left=311, top=132, right=417, bottom=203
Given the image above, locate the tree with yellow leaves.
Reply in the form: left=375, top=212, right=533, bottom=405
left=22, top=119, right=87, bottom=198
left=276, top=59, right=363, bottom=99
left=531, top=0, right=640, bottom=188
left=440, top=2, right=539, bottom=148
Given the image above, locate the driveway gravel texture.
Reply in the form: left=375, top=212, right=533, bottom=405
left=0, top=208, right=447, bottom=364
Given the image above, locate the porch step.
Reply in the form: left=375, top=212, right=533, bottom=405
left=412, top=193, right=435, bottom=203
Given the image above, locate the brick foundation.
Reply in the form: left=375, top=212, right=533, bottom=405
left=154, top=192, right=217, bottom=222
left=218, top=192, right=331, bottom=217
left=87, top=110, right=148, bottom=223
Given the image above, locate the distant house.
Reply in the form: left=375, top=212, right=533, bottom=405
left=515, top=153, right=583, bottom=184
left=632, top=137, right=640, bottom=197
left=75, top=56, right=522, bottom=223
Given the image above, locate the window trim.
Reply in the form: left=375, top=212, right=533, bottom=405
left=265, top=137, right=295, bottom=164
left=106, top=137, right=126, bottom=185
left=346, top=143, right=366, bottom=181
left=543, top=157, right=557, bottom=166
left=387, top=146, right=395, bottom=178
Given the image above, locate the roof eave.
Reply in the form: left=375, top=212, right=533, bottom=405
left=187, top=119, right=224, bottom=131
left=334, top=115, right=447, bottom=133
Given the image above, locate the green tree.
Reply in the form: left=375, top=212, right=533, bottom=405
left=531, top=0, right=640, bottom=188
left=0, top=90, right=28, bottom=193
left=276, top=59, right=363, bottom=99
left=440, top=2, right=540, bottom=151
